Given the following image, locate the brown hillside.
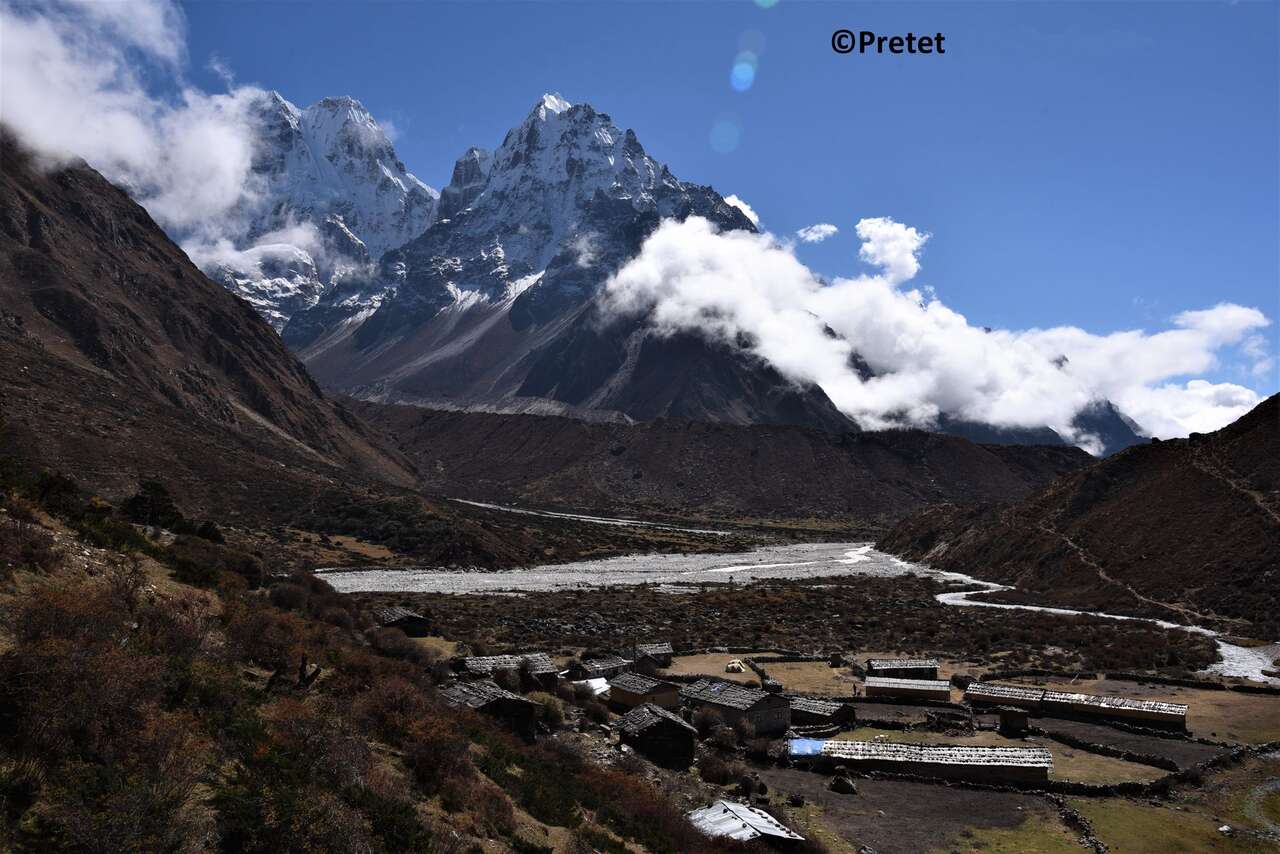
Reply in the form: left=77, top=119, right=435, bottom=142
left=0, top=132, right=658, bottom=568
left=355, top=401, right=1092, bottom=528
left=879, top=395, right=1280, bottom=636
left=0, top=131, right=406, bottom=484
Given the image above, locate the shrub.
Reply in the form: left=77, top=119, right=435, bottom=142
left=269, top=583, right=309, bottom=611
left=404, top=717, right=472, bottom=796
left=710, top=725, right=738, bottom=753
left=528, top=692, right=565, bottom=727
left=195, top=520, right=224, bottom=543
left=692, top=706, right=724, bottom=737
left=321, top=606, right=355, bottom=630
left=583, top=701, right=610, bottom=724
left=473, top=782, right=517, bottom=837
left=352, top=676, right=432, bottom=742
left=367, top=627, right=426, bottom=664
left=698, top=755, right=733, bottom=785
left=0, top=514, right=61, bottom=578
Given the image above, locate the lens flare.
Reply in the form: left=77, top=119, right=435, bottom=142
left=754, top=0, right=779, bottom=8
left=709, top=118, right=741, bottom=154
left=730, top=50, right=759, bottom=92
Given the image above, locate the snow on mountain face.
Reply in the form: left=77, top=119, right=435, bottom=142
left=247, top=93, right=438, bottom=259
left=280, top=93, right=1144, bottom=449
left=277, top=93, right=849, bottom=429
left=198, top=91, right=438, bottom=330
left=284, top=93, right=754, bottom=346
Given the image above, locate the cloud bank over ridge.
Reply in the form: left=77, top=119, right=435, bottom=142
left=0, top=0, right=267, bottom=244
left=602, top=216, right=1271, bottom=447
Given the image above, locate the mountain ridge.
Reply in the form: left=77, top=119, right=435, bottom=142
left=878, top=394, right=1280, bottom=635
left=353, top=399, right=1094, bottom=528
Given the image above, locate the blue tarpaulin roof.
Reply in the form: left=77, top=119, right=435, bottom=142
left=788, top=738, right=827, bottom=756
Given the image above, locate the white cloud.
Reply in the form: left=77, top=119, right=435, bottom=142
left=0, top=0, right=264, bottom=241
left=796, top=223, right=838, bottom=243
left=377, top=117, right=402, bottom=143
left=855, top=217, right=928, bottom=285
left=723, top=194, right=760, bottom=227
left=601, top=216, right=1271, bottom=447
left=184, top=222, right=324, bottom=276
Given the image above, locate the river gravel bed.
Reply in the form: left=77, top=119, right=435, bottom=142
left=317, top=542, right=1278, bottom=684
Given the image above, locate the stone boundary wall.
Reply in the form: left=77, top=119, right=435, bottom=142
left=1104, top=671, right=1280, bottom=696
left=980, top=669, right=1099, bottom=682
left=1030, top=726, right=1180, bottom=772
left=1045, top=794, right=1108, bottom=854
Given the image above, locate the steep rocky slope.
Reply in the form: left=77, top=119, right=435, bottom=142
left=879, top=395, right=1280, bottom=636
left=0, top=131, right=404, bottom=480
left=0, top=131, right=617, bottom=566
left=355, top=401, right=1092, bottom=528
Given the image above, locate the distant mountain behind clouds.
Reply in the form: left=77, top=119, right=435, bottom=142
left=192, top=91, right=438, bottom=330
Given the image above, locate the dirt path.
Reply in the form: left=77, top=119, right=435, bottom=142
left=1035, top=518, right=1221, bottom=626
left=1190, top=446, right=1280, bottom=527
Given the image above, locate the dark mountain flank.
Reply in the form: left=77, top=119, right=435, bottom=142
left=0, top=131, right=665, bottom=567
left=353, top=401, right=1092, bottom=529
left=0, top=131, right=409, bottom=488
left=879, top=395, right=1280, bottom=636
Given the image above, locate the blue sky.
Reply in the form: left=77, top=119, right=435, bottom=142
left=180, top=0, right=1278, bottom=396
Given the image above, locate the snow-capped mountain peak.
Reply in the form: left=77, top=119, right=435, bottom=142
left=534, top=92, right=573, bottom=118
left=201, top=90, right=439, bottom=329
left=248, top=91, right=438, bottom=258
left=283, top=93, right=756, bottom=352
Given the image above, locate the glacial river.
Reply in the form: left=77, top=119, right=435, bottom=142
left=318, top=541, right=1279, bottom=685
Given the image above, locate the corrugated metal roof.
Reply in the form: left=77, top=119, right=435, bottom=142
left=821, top=740, right=1053, bottom=768
left=440, top=680, right=531, bottom=710
left=867, top=657, right=938, bottom=669
left=463, top=652, right=558, bottom=676
left=617, top=703, right=696, bottom=736
left=1042, top=691, right=1187, bottom=717
left=964, top=683, right=1046, bottom=703
left=688, top=800, right=804, bottom=841
left=570, top=677, right=610, bottom=697
left=865, top=677, right=951, bottom=692
left=680, top=678, right=775, bottom=711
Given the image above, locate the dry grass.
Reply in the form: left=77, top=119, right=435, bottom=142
left=282, top=527, right=397, bottom=562
left=927, top=807, right=1082, bottom=854
left=1072, top=797, right=1270, bottom=853
left=662, top=652, right=768, bottom=684
left=764, top=660, right=858, bottom=694
left=410, top=635, right=460, bottom=658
